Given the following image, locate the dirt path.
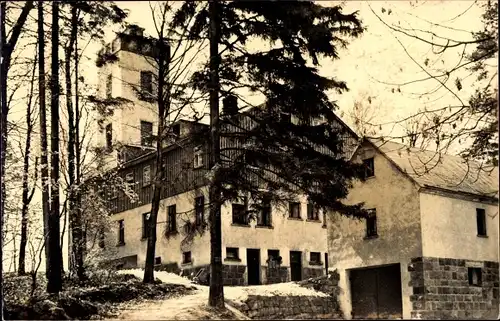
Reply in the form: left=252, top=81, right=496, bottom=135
left=113, top=288, right=248, bottom=320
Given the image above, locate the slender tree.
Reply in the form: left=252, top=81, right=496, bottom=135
left=142, top=2, right=208, bottom=283
left=37, top=0, right=51, bottom=278
left=47, top=0, right=62, bottom=294
left=18, top=43, right=38, bottom=275
left=207, top=0, right=223, bottom=307
left=173, top=0, right=366, bottom=307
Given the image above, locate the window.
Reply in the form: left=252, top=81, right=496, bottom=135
left=289, top=202, right=301, bottom=219
left=195, top=196, right=204, bottom=226
left=105, top=123, right=112, bottom=151
left=143, top=165, right=151, bottom=186
left=310, top=252, right=321, bottom=265
left=226, top=247, right=239, bottom=260
left=257, top=198, right=272, bottom=226
left=280, top=112, right=292, bottom=123
left=117, top=220, right=125, bottom=245
left=468, top=267, right=482, bottom=286
left=125, top=172, right=134, bottom=183
left=307, top=202, right=320, bottom=220
left=140, top=71, right=154, bottom=97
left=155, top=257, right=162, bottom=265
left=363, top=157, right=375, bottom=178
left=267, top=249, right=281, bottom=267
left=106, top=74, right=112, bottom=98
left=193, top=146, right=203, bottom=169
left=167, top=204, right=176, bottom=233
left=232, top=203, right=247, bottom=225
left=141, top=121, right=153, bottom=147
left=182, top=251, right=192, bottom=264
left=142, top=212, right=151, bottom=239
left=365, top=209, right=377, bottom=238
left=476, top=208, right=487, bottom=236
left=172, top=124, right=181, bottom=136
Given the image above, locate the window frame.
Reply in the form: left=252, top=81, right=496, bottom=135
left=309, top=252, right=322, bottom=265
left=182, top=251, right=192, bottom=264
left=476, top=208, right=487, bottom=237
left=117, top=219, right=125, bottom=246
left=365, top=208, right=378, bottom=238
left=167, top=204, right=177, bottom=234
left=106, top=74, right=112, bottom=98
left=142, top=212, right=151, bottom=240
left=193, top=146, right=204, bottom=169
left=468, top=267, right=482, bottom=287
left=140, top=70, right=154, bottom=98
left=226, top=247, right=240, bottom=261
left=257, top=198, right=272, bottom=227
left=232, top=203, right=248, bottom=225
left=307, top=202, right=320, bottom=221
left=363, top=157, right=375, bottom=178
left=140, top=120, right=154, bottom=147
left=195, top=196, right=205, bottom=226
left=143, top=165, right=151, bottom=187
left=105, top=123, right=113, bottom=151
left=289, top=202, right=301, bottom=219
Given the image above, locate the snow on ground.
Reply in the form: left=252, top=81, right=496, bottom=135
left=119, top=269, right=327, bottom=303
left=114, top=269, right=326, bottom=319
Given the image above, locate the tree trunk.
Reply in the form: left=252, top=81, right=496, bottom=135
left=65, top=4, right=84, bottom=281
left=74, top=15, right=84, bottom=268
left=208, top=0, right=224, bottom=308
left=18, top=44, right=38, bottom=276
left=47, top=0, right=62, bottom=294
left=0, top=3, right=7, bottom=318
left=143, top=37, right=170, bottom=284
left=38, top=0, right=51, bottom=278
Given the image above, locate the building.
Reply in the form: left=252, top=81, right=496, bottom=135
left=88, top=25, right=356, bottom=286
left=328, top=138, right=499, bottom=319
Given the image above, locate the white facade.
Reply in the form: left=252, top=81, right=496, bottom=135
left=328, top=140, right=499, bottom=319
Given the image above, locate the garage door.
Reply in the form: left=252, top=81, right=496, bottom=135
left=350, top=264, right=403, bottom=319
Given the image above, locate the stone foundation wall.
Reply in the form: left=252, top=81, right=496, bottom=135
left=303, top=267, right=324, bottom=280
left=409, top=256, right=499, bottom=319
left=265, top=266, right=289, bottom=284
left=223, top=265, right=246, bottom=286
left=231, top=295, right=342, bottom=319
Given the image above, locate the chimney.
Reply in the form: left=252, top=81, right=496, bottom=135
left=222, top=95, right=238, bottom=116
left=124, top=24, right=144, bottom=37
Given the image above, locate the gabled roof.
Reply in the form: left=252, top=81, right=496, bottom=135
left=366, top=138, right=499, bottom=199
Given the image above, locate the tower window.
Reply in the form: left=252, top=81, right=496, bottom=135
left=140, top=71, right=154, bottom=98
left=141, top=121, right=153, bottom=146
left=105, top=123, right=112, bottom=151
left=106, top=74, right=112, bottom=98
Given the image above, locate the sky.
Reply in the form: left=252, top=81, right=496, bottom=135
left=3, top=1, right=492, bottom=272
left=87, top=0, right=489, bottom=144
